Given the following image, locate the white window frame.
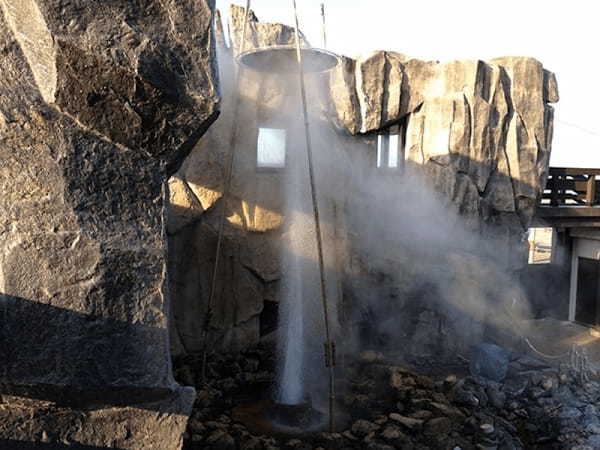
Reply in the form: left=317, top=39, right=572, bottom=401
left=376, top=124, right=404, bottom=170
left=256, top=127, right=287, bottom=171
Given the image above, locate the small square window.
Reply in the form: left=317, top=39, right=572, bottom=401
left=377, top=127, right=403, bottom=169
left=257, top=128, right=286, bottom=169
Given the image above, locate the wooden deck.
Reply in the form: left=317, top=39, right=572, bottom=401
left=542, top=167, right=600, bottom=207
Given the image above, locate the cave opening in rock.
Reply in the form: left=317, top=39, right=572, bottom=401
left=260, top=300, right=279, bottom=337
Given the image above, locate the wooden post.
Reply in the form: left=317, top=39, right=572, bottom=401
left=587, top=175, right=596, bottom=205
left=569, top=241, right=579, bottom=322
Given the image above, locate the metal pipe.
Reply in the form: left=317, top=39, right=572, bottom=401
left=201, top=0, right=252, bottom=383
left=321, top=3, right=327, bottom=49
left=292, top=0, right=336, bottom=433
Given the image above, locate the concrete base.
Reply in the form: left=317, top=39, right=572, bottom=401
left=0, top=386, right=195, bottom=449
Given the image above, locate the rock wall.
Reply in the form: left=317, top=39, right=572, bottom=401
left=0, top=1, right=219, bottom=448
left=168, top=7, right=558, bottom=357
left=330, top=53, right=558, bottom=357
left=331, top=52, right=558, bottom=246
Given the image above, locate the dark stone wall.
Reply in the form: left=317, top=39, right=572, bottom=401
left=0, top=0, right=220, bottom=448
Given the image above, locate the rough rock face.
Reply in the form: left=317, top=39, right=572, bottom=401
left=335, top=55, right=558, bottom=358
left=168, top=8, right=557, bottom=356
left=0, top=391, right=194, bottom=449
left=168, top=113, right=285, bottom=354
left=0, top=0, right=219, bottom=448
left=331, top=52, right=558, bottom=241
left=229, top=4, right=308, bottom=56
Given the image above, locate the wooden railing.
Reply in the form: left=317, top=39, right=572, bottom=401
left=543, top=167, right=600, bottom=207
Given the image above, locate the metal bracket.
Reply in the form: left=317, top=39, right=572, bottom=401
left=324, top=340, right=336, bottom=368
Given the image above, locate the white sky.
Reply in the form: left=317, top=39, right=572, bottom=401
left=217, top=0, right=600, bottom=168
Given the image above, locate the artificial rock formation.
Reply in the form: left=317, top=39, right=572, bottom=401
left=331, top=52, right=558, bottom=247
left=229, top=4, right=308, bottom=56
left=0, top=0, right=219, bottom=448
left=168, top=6, right=346, bottom=356
left=168, top=7, right=558, bottom=357
left=332, top=54, right=558, bottom=357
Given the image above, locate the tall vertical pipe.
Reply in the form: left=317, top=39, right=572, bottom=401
left=292, top=0, right=336, bottom=433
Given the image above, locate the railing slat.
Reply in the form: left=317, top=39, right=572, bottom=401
left=587, top=175, right=597, bottom=205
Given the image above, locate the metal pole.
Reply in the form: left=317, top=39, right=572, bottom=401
left=201, top=0, right=252, bottom=383
left=321, top=3, right=327, bottom=49
left=292, top=0, right=336, bottom=433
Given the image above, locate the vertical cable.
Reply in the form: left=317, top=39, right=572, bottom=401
left=201, top=0, right=252, bottom=383
left=292, top=0, right=336, bottom=433
left=321, top=3, right=327, bottom=49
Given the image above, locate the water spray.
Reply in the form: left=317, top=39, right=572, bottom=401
left=292, top=0, right=337, bottom=433
left=202, top=0, right=339, bottom=432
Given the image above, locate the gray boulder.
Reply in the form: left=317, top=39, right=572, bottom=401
left=0, top=0, right=219, bottom=448
left=470, top=343, right=511, bottom=382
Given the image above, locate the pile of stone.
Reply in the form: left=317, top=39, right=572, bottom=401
left=174, top=344, right=600, bottom=450
left=341, top=350, right=600, bottom=450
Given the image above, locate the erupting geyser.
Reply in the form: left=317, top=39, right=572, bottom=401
left=237, top=29, right=341, bottom=432
left=277, top=224, right=307, bottom=406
